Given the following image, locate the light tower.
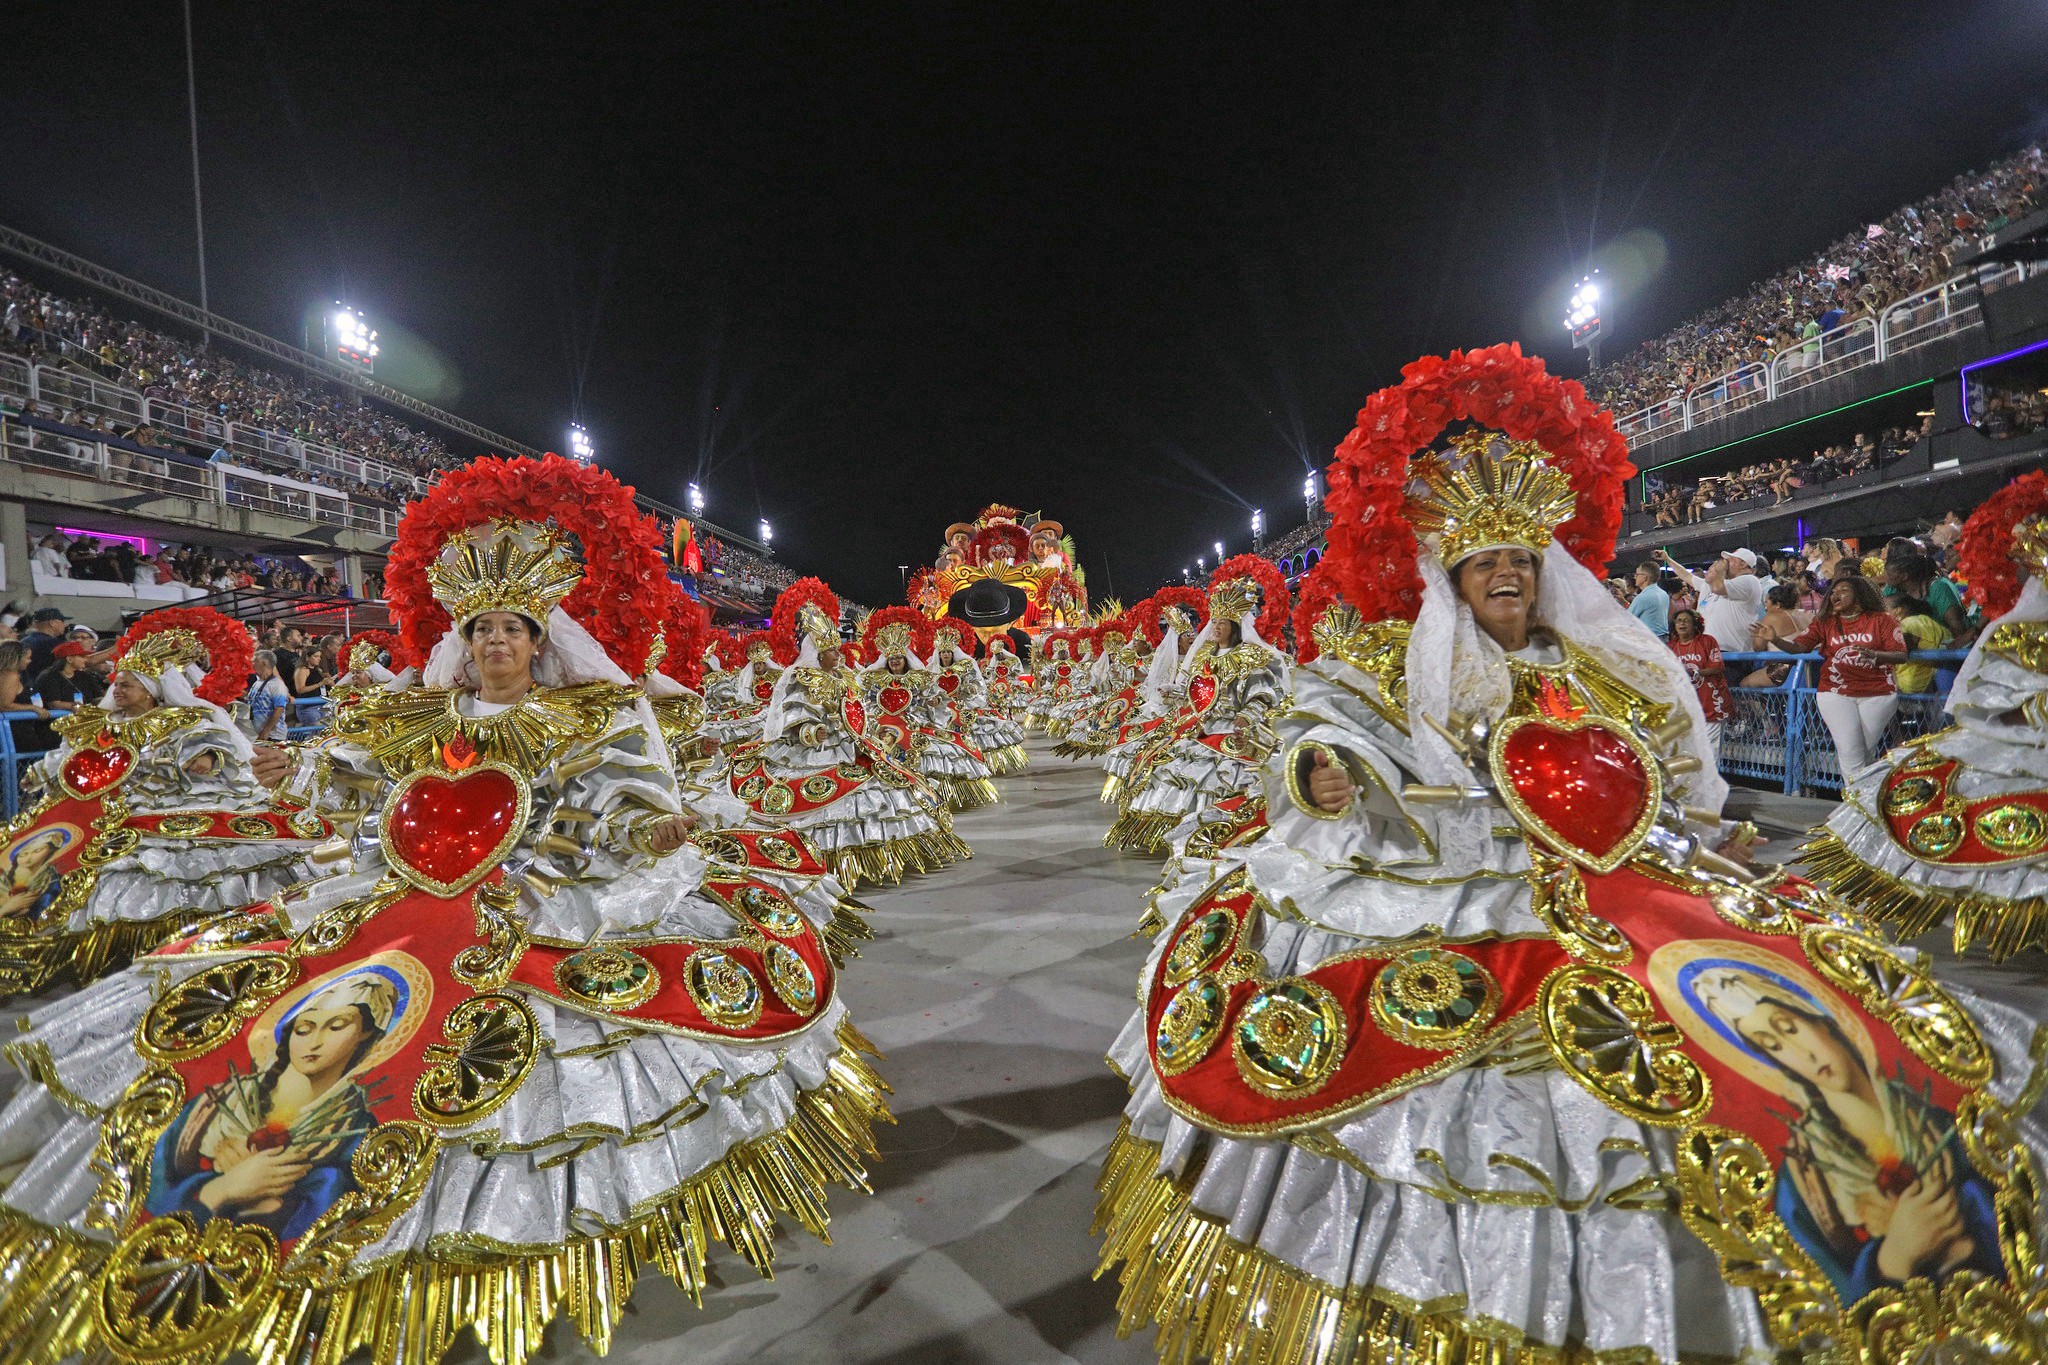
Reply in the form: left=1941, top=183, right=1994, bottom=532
left=1565, top=271, right=1604, bottom=370
left=759, top=519, right=774, bottom=550
left=1303, top=471, right=1319, bottom=521
left=323, top=304, right=379, bottom=375
left=567, top=424, right=595, bottom=463
left=1250, top=508, right=1264, bottom=551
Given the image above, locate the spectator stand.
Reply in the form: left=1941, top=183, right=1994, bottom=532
left=1716, top=649, right=1968, bottom=797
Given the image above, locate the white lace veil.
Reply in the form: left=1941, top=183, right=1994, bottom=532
left=1181, top=611, right=1289, bottom=689
left=422, top=606, right=673, bottom=777
left=1406, top=540, right=1727, bottom=876
left=1948, top=573, right=2047, bottom=713
left=126, top=662, right=256, bottom=762
left=1139, top=625, right=1182, bottom=707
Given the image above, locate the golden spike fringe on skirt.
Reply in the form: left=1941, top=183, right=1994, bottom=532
left=1093, top=1122, right=1699, bottom=1365
left=830, top=826, right=973, bottom=889
left=0, top=912, right=215, bottom=999
left=983, top=743, right=1030, bottom=775
left=1100, top=773, right=1126, bottom=804
left=0, top=1023, right=892, bottom=1365
left=1799, top=829, right=2048, bottom=962
left=1051, top=736, right=1109, bottom=759
left=948, top=776, right=1001, bottom=811
left=1104, top=809, right=1177, bottom=856
left=823, top=894, right=877, bottom=964
left=1046, top=716, right=1075, bottom=740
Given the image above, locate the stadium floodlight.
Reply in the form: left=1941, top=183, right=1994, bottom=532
left=759, top=518, right=773, bottom=545
left=1196, top=555, right=1205, bottom=573
left=567, top=423, right=595, bottom=463
left=1563, top=271, right=1604, bottom=368
left=1304, top=471, right=1319, bottom=517
left=1213, top=540, right=1224, bottom=564
left=324, top=303, right=379, bottom=375
left=687, top=481, right=705, bottom=514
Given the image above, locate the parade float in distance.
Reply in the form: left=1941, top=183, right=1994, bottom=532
left=907, top=504, right=1091, bottom=652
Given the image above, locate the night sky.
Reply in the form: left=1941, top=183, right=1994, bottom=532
left=6, top=2, right=2046, bottom=604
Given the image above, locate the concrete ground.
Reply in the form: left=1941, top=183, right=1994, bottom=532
left=470, top=748, right=2047, bottom=1365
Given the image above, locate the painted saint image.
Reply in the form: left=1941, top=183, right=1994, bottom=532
left=1656, top=945, right=2003, bottom=1303
left=145, top=956, right=427, bottom=1243
left=0, top=824, right=77, bottom=921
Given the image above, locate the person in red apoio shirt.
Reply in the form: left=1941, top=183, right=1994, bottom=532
left=1760, top=574, right=1911, bottom=776
left=1667, top=608, right=1733, bottom=753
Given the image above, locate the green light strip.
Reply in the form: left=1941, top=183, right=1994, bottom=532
left=1641, top=380, right=1934, bottom=473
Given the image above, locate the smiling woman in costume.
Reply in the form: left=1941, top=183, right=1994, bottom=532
left=0, top=454, right=888, bottom=1365
left=1803, top=470, right=2048, bottom=961
left=0, top=605, right=325, bottom=998
left=1095, top=346, right=2046, bottom=1365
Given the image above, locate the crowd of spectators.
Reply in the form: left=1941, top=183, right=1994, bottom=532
left=1589, top=143, right=2045, bottom=420
left=22, top=529, right=353, bottom=596
left=1641, top=422, right=1927, bottom=526
left=1, top=268, right=454, bottom=504
left=1969, top=377, right=2048, bottom=441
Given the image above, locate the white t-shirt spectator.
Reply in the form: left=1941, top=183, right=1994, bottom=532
left=31, top=544, right=69, bottom=578
left=1671, top=562, right=1766, bottom=652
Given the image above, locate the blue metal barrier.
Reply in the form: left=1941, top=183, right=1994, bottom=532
left=1717, top=650, right=1969, bottom=795
left=0, top=711, right=54, bottom=820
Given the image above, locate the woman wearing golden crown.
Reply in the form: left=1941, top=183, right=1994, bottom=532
left=1105, top=558, right=1291, bottom=856
left=929, top=618, right=1029, bottom=776
left=701, top=629, right=786, bottom=748
left=1045, top=623, right=1107, bottom=742
left=0, top=606, right=328, bottom=998
left=729, top=581, right=966, bottom=885
left=1097, top=591, right=1206, bottom=804
left=983, top=632, right=1026, bottom=721
left=0, top=456, right=888, bottom=1365
left=1050, top=616, right=1139, bottom=759
left=857, top=608, right=1000, bottom=810
left=1095, top=348, right=2046, bottom=1365
left=1025, top=630, right=1079, bottom=734
left=1803, top=470, right=2048, bottom=962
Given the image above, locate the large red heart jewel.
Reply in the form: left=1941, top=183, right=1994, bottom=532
left=842, top=697, right=867, bottom=733
left=879, top=685, right=911, bottom=714
left=382, top=762, right=530, bottom=897
left=1188, top=673, right=1218, bottom=712
left=62, top=740, right=136, bottom=797
left=1489, top=716, right=1660, bottom=873
left=937, top=673, right=959, bottom=694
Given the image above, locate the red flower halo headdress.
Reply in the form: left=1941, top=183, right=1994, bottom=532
left=769, top=577, right=841, bottom=661
left=1957, top=469, right=2048, bottom=618
left=113, top=605, right=253, bottom=707
left=384, top=453, right=671, bottom=673
left=658, top=586, right=713, bottom=690
left=735, top=629, right=783, bottom=669
left=1138, top=586, right=1210, bottom=646
left=706, top=630, right=744, bottom=670
left=1208, top=554, right=1291, bottom=643
left=340, top=629, right=404, bottom=677
left=1290, top=562, right=1343, bottom=664
left=1322, top=343, right=1633, bottom=624
left=862, top=606, right=934, bottom=660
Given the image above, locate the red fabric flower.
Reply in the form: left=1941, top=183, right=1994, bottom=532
left=1956, top=469, right=2048, bottom=619
left=340, top=630, right=403, bottom=676
left=657, top=584, right=713, bottom=691
left=113, top=605, right=254, bottom=707
left=1137, top=586, right=1211, bottom=645
left=1322, top=343, right=1635, bottom=624
left=384, top=453, right=670, bottom=675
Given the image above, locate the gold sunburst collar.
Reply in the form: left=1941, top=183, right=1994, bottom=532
left=1408, top=431, right=1577, bottom=569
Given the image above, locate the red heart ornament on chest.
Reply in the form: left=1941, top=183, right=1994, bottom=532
left=753, top=680, right=774, bottom=701
left=62, top=740, right=136, bottom=797
left=1489, top=715, right=1660, bottom=873
left=937, top=673, right=959, bottom=694
left=842, top=697, right=866, bottom=733
left=880, top=685, right=911, bottom=714
left=382, top=761, right=531, bottom=897
left=1188, top=674, right=1218, bottom=711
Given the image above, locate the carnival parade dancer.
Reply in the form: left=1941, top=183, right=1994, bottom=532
left=0, top=606, right=329, bottom=997
left=1104, top=557, right=1291, bottom=856
left=731, top=582, right=967, bottom=885
left=1095, top=347, right=2048, bottom=1365
left=1098, top=590, right=1207, bottom=804
left=984, top=634, right=1026, bottom=722
left=1025, top=631, right=1077, bottom=734
left=858, top=608, right=1000, bottom=810
left=1051, top=616, right=1141, bottom=759
left=1046, top=625, right=1108, bottom=743
left=930, top=619, right=1028, bottom=776
left=0, top=455, right=891, bottom=1365
left=702, top=629, right=787, bottom=748
left=1803, top=469, right=2048, bottom=960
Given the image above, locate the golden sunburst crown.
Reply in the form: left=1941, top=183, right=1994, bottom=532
left=117, top=628, right=205, bottom=679
left=1161, top=606, right=1193, bottom=634
left=799, top=603, right=839, bottom=651
left=932, top=621, right=968, bottom=649
left=874, top=622, right=914, bottom=656
left=1208, top=579, right=1259, bottom=624
left=426, top=519, right=583, bottom=632
left=746, top=638, right=775, bottom=662
left=1310, top=602, right=1365, bottom=657
left=1407, top=432, right=1578, bottom=569
left=2014, top=514, right=2048, bottom=581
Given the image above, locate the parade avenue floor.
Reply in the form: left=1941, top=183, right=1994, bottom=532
left=441, top=741, right=2048, bottom=1365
